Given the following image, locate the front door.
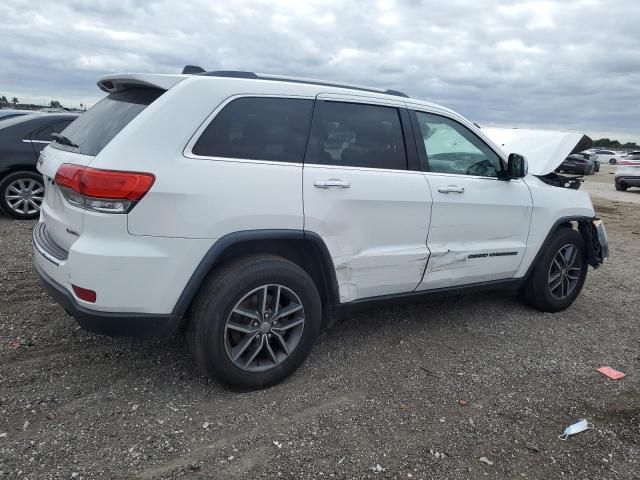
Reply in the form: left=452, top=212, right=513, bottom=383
left=303, top=98, right=432, bottom=302
left=411, top=110, right=533, bottom=290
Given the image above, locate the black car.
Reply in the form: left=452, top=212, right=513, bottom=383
left=0, top=113, right=78, bottom=219
left=557, top=153, right=597, bottom=175
left=573, top=152, right=599, bottom=172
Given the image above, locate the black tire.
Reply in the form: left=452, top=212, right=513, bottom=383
left=609, top=158, right=617, bottom=165
left=0, top=171, right=44, bottom=220
left=186, top=254, right=322, bottom=389
left=615, top=180, right=627, bottom=191
left=519, top=227, right=588, bottom=312
left=595, top=163, right=600, bottom=172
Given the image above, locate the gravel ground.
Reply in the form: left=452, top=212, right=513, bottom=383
left=1, top=176, right=639, bottom=479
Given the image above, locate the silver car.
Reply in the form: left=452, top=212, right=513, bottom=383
left=615, top=154, right=640, bottom=191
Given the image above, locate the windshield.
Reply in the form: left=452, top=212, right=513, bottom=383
left=52, top=88, right=163, bottom=156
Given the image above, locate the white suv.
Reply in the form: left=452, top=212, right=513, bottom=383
left=33, top=69, right=608, bottom=388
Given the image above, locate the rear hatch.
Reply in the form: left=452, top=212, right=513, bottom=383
left=37, top=87, right=166, bottom=252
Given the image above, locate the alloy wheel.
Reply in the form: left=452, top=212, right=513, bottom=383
left=547, top=243, right=582, bottom=300
left=224, top=284, right=305, bottom=372
left=4, top=178, right=44, bottom=216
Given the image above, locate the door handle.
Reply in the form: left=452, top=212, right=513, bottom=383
left=437, top=185, right=465, bottom=194
left=314, top=179, right=350, bottom=189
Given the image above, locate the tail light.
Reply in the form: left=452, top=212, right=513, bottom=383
left=54, top=164, right=155, bottom=213
left=617, top=160, right=640, bottom=166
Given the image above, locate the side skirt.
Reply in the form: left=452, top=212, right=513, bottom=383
left=332, top=278, right=525, bottom=320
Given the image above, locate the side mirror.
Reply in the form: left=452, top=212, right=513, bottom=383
left=506, top=153, right=528, bottom=179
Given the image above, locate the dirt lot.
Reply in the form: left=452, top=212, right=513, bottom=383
left=1, top=172, right=639, bottom=479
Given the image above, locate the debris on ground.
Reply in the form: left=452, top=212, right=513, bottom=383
left=479, top=456, right=494, bottom=466
left=558, top=419, right=594, bottom=441
left=596, top=366, right=625, bottom=380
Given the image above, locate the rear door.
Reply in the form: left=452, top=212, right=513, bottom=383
left=303, top=96, right=432, bottom=302
left=411, top=110, right=533, bottom=290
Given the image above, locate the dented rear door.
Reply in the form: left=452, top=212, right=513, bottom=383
left=303, top=96, right=432, bottom=302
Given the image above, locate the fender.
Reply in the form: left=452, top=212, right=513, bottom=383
left=523, top=215, right=605, bottom=279
left=171, top=229, right=340, bottom=317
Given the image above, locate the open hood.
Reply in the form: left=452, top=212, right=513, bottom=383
left=483, top=127, right=593, bottom=176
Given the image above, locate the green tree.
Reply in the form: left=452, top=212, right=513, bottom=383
left=50, top=100, right=62, bottom=108
left=11, top=97, right=18, bottom=106
left=0, top=96, right=7, bottom=105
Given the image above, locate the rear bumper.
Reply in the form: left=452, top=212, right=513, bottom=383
left=560, top=164, right=589, bottom=174
left=35, top=261, right=181, bottom=337
left=615, top=176, right=640, bottom=187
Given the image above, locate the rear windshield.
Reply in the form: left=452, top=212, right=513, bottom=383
left=52, top=88, right=163, bottom=156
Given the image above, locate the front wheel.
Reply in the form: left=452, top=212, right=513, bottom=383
left=609, top=158, right=617, bottom=165
left=187, top=255, right=322, bottom=389
left=519, top=227, right=588, bottom=312
left=615, top=180, right=627, bottom=191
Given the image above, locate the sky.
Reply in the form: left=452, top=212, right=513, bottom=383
left=1, top=0, right=639, bottom=142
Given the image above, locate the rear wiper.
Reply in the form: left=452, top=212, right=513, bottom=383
left=51, top=133, right=78, bottom=148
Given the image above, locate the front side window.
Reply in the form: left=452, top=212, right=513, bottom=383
left=305, top=101, right=407, bottom=170
left=192, top=97, right=314, bottom=162
left=414, top=111, right=502, bottom=177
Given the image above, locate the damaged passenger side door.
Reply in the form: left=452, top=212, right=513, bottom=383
left=303, top=97, right=432, bottom=302
left=411, top=110, right=533, bottom=290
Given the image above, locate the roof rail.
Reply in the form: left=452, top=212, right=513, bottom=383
left=181, top=66, right=409, bottom=98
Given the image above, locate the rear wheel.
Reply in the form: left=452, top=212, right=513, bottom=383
left=615, top=180, right=627, bottom=191
left=187, top=255, right=322, bottom=389
left=519, top=227, right=588, bottom=312
left=609, top=158, right=617, bottom=165
left=0, top=171, right=44, bottom=220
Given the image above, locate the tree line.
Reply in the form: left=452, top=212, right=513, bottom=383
left=1, top=96, right=85, bottom=111
left=593, top=138, right=639, bottom=151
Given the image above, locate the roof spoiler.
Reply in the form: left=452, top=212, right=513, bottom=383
left=97, top=73, right=186, bottom=93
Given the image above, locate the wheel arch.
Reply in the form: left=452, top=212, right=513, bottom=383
left=172, top=230, right=340, bottom=327
left=524, top=215, right=602, bottom=279
left=0, top=164, right=41, bottom=180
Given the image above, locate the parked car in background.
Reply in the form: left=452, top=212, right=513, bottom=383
left=615, top=154, right=640, bottom=191
left=575, top=152, right=599, bottom=172
left=32, top=68, right=607, bottom=389
left=557, top=153, right=597, bottom=175
left=593, top=149, right=623, bottom=165
left=0, top=113, right=78, bottom=219
left=0, top=109, right=31, bottom=121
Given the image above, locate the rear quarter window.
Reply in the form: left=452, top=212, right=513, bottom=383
left=192, top=97, right=314, bottom=163
left=52, top=88, right=163, bottom=156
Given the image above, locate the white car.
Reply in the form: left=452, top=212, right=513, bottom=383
left=32, top=69, right=608, bottom=388
left=615, top=154, right=640, bottom=191
left=593, top=149, right=624, bottom=165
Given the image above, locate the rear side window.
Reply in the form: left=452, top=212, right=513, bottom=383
left=52, top=88, right=163, bottom=156
left=305, top=101, right=407, bottom=170
left=192, top=97, right=314, bottom=163
left=31, top=120, right=73, bottom=141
